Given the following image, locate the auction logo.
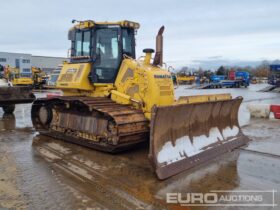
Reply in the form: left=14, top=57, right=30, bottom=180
left=166, top=190, right=278, bottom=207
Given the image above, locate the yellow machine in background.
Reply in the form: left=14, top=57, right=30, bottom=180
left=8, top=67, right=34, bottom=86
left=8, top=66, right=47, bottom=88
left=0, top=64, right=35, bottom=114
left=31, top=20, right=248, bottom=179
left=45, top=65, right=62, bottom=88
left=32, top=67, right=47, bottom=89
left=176, top=75, right=196, bottom=85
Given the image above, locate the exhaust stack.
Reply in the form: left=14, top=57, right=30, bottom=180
left=153, top=26, right=164, bottom=66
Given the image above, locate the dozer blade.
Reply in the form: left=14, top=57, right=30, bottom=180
left=149, top=96, right=249, bottom=180
left=0, top=86, right=35, bottom=105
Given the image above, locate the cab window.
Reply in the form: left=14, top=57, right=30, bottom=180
left=94, top=28, right=121, bottom=83
left=75, top=30, right=91, bottom=56
left=122, top=29, right=135, bottom=58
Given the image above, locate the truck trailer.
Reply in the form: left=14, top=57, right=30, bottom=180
left=204, top=71, right=250, bottom=89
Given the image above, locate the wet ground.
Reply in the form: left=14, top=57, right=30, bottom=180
left=0, top=84, right=280, bottom=210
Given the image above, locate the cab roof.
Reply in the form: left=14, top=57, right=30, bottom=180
left=72, top=20, right=140, bottom=30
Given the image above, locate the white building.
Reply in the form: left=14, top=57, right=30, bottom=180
left=31, top=56, right=68, bottom=73
left=0, top=52, right=32, bottom=76
left=0, top=52, right=68, bottom=75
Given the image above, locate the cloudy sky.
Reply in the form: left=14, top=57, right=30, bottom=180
left=0, top=0, right=280, bottom=68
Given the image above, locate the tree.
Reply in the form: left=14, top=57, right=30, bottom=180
left=254, top=60, right=270, bottom=77
left=216, top=66, right=227, bottom=75
left=203, top=70, right=213, bottom=79
left=178, top=66, right=189, bottom=76
left=197, top=67, right=204, bottom=77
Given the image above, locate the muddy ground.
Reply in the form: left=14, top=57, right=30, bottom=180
left=0, top=84, right=279, bottom=210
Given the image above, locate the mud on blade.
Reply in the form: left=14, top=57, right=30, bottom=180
left=149, top=97, right=249, bottom=180
left=0, top=87, right=35, bottom=104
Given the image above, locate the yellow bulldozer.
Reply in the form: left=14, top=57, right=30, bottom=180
left=31, top=20, right=248, bottom=179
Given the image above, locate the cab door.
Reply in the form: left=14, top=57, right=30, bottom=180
left=92, top=27, right=121, bottom=83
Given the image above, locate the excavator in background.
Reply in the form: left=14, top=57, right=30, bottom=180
left=0, top=64, right=35, bottom=113
left=31, top=20, right=248, bottom=179
left=32, top=67, right=48, bottom=89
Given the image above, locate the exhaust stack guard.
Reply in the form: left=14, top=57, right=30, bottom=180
left=153, top=26, right=164, bottom=66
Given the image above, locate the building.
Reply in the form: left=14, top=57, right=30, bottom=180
left=0, top=52, right=32, bottom=76
left=31, top=56, right=67, bottom=74
left=0, top=52, right=67, bottom=75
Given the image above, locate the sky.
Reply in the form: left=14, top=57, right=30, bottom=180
left=0, top=0, right=280, bottom=69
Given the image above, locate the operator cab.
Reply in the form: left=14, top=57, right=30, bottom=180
left=68, top=20, right=139, bottom=83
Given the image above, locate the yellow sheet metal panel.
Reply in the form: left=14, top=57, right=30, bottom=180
left=91, top=84, right=114, bottom=97
left=56, top=63, right=93, bottom=91
left=210, top=93, right=232, bottom=101
left=111, top=90, right=131, bottom=105
left=12, top=78, right=34, bottom=86
left=177, top=93, right=232, bottom=104
left=113, top=58, right=175, bottom=118
left=57, top=62, right=114, bottom=97
left=62, top=84, right=114, bottom=97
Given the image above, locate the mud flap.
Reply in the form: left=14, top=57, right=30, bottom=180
left=149, top=97, right=249, bottom=180
left=0, top=86, right=35, bottom=105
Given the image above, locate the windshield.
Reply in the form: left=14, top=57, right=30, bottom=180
left=94, top=27, right=121, bottom=83
left=75, top=30, right=91, bottom=56
left=50, top=74, right=59, bottom=82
